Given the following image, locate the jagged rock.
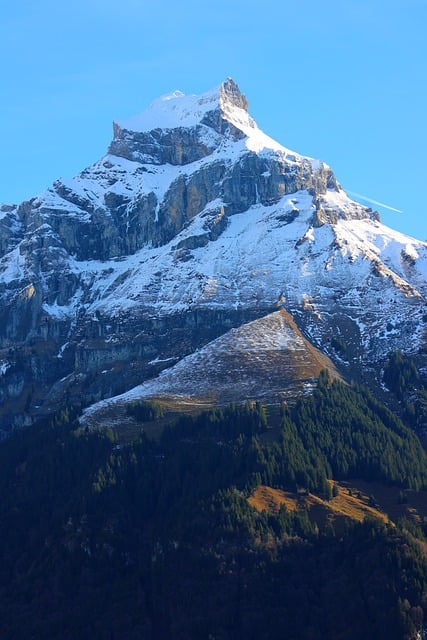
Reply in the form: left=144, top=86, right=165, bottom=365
left=109, top=124, right=218, bottom=166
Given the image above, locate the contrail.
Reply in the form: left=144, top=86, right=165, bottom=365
left=347, top=190, right=403, bottom=214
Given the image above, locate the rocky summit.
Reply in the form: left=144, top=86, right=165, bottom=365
left=1, top=78, right=426, bottom=434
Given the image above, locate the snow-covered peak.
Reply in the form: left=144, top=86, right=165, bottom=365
left=116, top=86, right=220, bottom=132
left=114, top=77, right=253, bottom=134
left=110, top=78, right=317, bottom=169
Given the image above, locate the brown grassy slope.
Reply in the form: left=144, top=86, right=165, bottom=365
left=248, top=482, right=390, bottom=535
left=249, top=480, right=427, bottom=534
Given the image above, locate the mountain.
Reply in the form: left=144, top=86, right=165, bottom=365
left=1, top=78, right=426, bottom=434
left=2, top=80, right=427, bottom=639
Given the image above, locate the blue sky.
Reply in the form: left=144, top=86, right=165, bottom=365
left=1, top=0, right=426, bottom=240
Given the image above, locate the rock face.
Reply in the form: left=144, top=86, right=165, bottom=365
left=0, top=78, right=426, bottom=435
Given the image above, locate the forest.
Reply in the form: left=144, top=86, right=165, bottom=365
left=0, top=367, right=427, bottom=639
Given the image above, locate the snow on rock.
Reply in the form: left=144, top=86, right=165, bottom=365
left=114, top=78, right=319, bottom=170
left=116, top=87, right=222, bottom=132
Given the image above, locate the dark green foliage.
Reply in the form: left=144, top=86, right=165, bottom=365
left=383, top=350, right=420, bottom=400
left=383, top=350, right=427, bottom=429
left=246, top=372, right=427, bottom=494
left=126, top=399, right=164, bottom=421
left=170, top=400, right=268, bottom=440
left=286, top=374, right=427, bottom=489
left=0, top=381, right=426, bottom=638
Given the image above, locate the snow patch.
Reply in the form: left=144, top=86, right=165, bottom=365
left=43, top=302, right=73, bottom=320
left=0, top=361, right=10, bottom=376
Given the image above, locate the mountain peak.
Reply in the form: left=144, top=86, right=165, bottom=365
left=109, top=78, right=282, bottom=165
left=219, top=77, right=249, bottom=112
left=114, top=78, right=249, bottom=135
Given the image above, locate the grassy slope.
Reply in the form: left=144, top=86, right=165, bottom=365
left=249, top=480, right=427, bottom=534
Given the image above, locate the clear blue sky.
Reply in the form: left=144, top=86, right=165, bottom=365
left=1, top=0, right=426, bottom=240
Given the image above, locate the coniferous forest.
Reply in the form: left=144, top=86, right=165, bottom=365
left=1, top=372, right=427, bottom=639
